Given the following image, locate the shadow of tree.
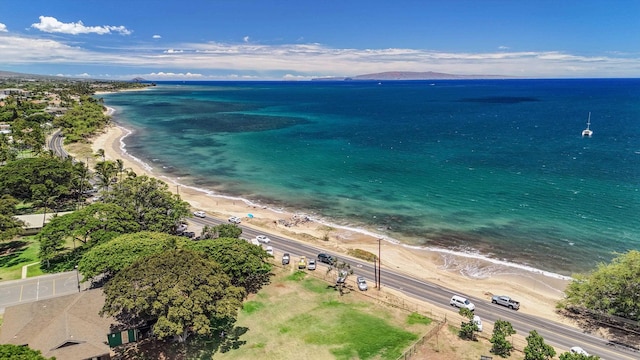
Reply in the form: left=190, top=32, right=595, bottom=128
left=111, top=325, right=249, bottom=360
left=0, top=240, right=28, bottom=269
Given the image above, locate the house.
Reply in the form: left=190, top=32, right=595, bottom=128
left=0, top=289, right=116, bottom=360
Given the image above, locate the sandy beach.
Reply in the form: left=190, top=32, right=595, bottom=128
left=84, top=121, right=575, bottom=328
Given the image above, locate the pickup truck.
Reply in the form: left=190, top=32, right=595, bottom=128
left=491, top=295, right=520, bottom=310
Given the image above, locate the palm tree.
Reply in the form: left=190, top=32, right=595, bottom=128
left=94, top=148, right=105, bottom=162
left=325, top=257, right=354, bottom=296
left=94, top=160, right=117, bottom=192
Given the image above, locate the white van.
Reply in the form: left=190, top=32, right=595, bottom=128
left=450, top=295, right=475, bottom=311
left=473, top=315, right=483, bottom=332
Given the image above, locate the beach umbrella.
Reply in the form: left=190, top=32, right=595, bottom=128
left=247, top=213, right=254, bottom=218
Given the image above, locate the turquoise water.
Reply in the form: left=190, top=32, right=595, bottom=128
left=100, top=79, right=640, bottom=275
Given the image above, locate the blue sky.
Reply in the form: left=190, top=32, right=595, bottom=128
left=1, top=0, right=639, bottom=80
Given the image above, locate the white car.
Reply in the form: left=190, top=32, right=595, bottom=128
left=307, top=259, right=316, bottom=270
left=357, top=276, right=368, bottom=291
left=473, top=315, right=483, bottom=332
left=193, top=211, right=206, bottom=218
left=265, top=246, right=274, bottom=256
left=256, top=235, right=271, bottom=244
left=570, top=347, right=589, bottom=356
left=228, top=216, right=241, bottom=224
left=449, top=295, right=475, bottom=311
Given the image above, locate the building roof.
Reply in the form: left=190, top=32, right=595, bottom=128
left=0, top=289, right=116, bottom=359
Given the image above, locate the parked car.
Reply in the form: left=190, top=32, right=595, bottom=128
left=282, top=253, right=290, bottom=265
left=357, top=276, right=368, bottom=291
left=181, top=231, right=195, bottom=239
left=491, top=295, right=520, bottom=310
left=256, top=235, right=271, bottom=244
left=317, top=253, right=334, bottom=264
left=570, top=347, right=589, bottom=356
left=307, top=259, right=316, bottom=270
left=298, top=256, right=307, bottom=269
left=193, top=211, right=206, bottom=218
left=228, top=216, right=241, bottom=224
left=449, top=295, right=475, bottom=311
left=176, top=223, right=188, bottom=234
left=336, top=270, right=347, bottom=285
left=473, top=315, right=483, bottom=332
left=265, top=246, right=274, bottom=256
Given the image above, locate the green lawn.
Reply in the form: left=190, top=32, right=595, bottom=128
left=0, top=237, right=42, bottom=281
left=211, top=267, right=432, bottom=360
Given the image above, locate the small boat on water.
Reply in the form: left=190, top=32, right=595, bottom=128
left=582, top=112, right=593, bottom=137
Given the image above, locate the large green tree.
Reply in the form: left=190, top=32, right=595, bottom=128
left=187, top=238, right=272, bottom=295
left=490, top=319, right=516, bottom=357
left=37, top=202, right=139, bottom=257
left=101, top=249, right=245, bottom=343
left=524, top=330, right=556, bottom=360
left=0, top=344, right=54, bottom=360
left=104, top=175, right=190, bottom=233
left=562, top=250, right=640, bottom=321
left=0, top=194, right=24, bottom=242
left=200, top=224, right=242, bottom=240
left=458, top=307, right=478, bottom=340
left=0, top=156, right=80, bottom=205
left=78, top=231, right=186, bottom=280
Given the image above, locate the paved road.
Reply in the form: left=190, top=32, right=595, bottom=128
left=47, top=129, right=69, bottom=158
left=0, top=271, right=83, bottom=313
left=190, top=215, right=638, bottom=359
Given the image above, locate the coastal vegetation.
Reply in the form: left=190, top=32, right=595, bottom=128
left=560, top=250, right=640, bottom=322
left=0, top=75, right=628, bottom=358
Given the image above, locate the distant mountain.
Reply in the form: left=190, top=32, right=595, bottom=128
left=0, top=70, right=65, bottom=81
left=312, top=71, right=510, bottom=81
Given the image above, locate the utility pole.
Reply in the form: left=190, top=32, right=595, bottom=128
left=75, top=265, right=81, bottom=293
left=373, top=255, right=378, bottom=288
left=377, top=238, right=382, bottom=290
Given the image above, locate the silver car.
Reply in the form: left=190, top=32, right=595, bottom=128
left=357, top=276, right=368, bottom=291
left=307, top=259, right=316, bottom=270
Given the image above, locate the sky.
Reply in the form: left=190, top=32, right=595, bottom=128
left=1, top=0, right=639, bottom=80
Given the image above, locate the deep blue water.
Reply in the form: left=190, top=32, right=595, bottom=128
left=100, top=79, right=640, bottom=275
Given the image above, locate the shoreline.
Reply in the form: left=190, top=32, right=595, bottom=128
left=84, top=106, right=574, bottom=326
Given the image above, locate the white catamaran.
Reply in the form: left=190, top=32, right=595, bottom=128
left=582, top=112, right=593, bottom=137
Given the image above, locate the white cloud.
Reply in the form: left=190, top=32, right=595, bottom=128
left=498, top=45, right=509, bottom=50
left=243, top=36, right=250, bottom=43
left=1, top=31, right=638, bottom=79
left=31, top=16, right=131, bottom=35
left=153, top=35, right=162, bottom=39
left=0, top=23, right=7, bottom=32
left=148, top=72, right=203, bottom=79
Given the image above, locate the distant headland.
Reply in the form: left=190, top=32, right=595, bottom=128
left=312, top=71, right=511, bottom=81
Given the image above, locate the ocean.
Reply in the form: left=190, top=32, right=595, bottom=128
left=100, top=79, right=640, bottom=276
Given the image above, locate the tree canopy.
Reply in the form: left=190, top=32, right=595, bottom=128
left=490, top=319, right=516, bottom=357
left=0, top=156, right=86, bottom=208
left=200, top=224, right=242, bottom=240
left=0, top=344, right=54, bottom=360
left=53, top=95, right=110, bottom=143
left=187, top=238, right=272, bottom=295
left=457, top=307, right=478, bottom=340
left=562, top=250, right=640, bottom=321
left=103, top=175, right=190, bottom=233
left=101, top=249, right=245, bottom=343
left=0, top=194, right=24, bottom=242
left=78, top=231, right=186, bottom=280
left=524, top=330, right=556, bottom=360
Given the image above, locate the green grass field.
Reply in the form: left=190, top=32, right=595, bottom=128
left=0, top=237, right=42, bottom=281
left=213, top=268, right=433, bottom=360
